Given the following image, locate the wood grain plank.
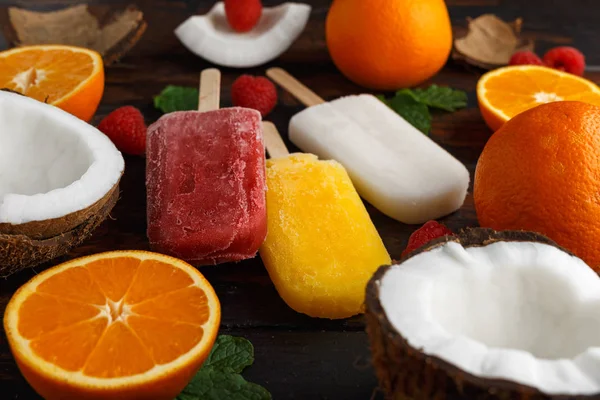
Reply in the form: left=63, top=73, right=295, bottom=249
left=1, top=0, right=600, bottom=398
left=0, top=329, right=384, bottom=400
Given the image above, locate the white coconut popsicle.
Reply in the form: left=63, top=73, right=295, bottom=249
left=267, top=68, right=470, bottom=225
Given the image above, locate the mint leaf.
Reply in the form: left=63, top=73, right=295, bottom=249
left=203, top=335, right=254, bottom=374
left=176, top=336, right=271, bottom=400
left=378, top=84, right=466, bottom=134
left=399, top=85, right=467, bottom=112
left=380, top=93, right=431, bottom=134
left=154, top=85, right=199, bottom=113
left=178, top=367, right=271, bottom=400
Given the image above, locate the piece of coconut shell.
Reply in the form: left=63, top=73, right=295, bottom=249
left=453, top=14, right=535, bottom=70
left=0, top=183, right=120, bottom=278
left=365, top=228, right=594, bottom=400
left=0, top=182, right=119, bottom=240
left=0, top=4, right=146, bottom=65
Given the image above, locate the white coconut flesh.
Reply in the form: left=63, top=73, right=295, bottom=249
left=378, top=240, right=600, bottom=395
left=0, top=91, right=124, bottom=225
left=174, top=2, right=311, bottom=68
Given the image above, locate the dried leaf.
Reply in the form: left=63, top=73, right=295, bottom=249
left=0, top=4, right=147, bottom=65
left=453, top=14, right=534, bottom=70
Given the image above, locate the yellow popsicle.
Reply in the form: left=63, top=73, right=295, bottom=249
left=259, top=153, right=391, bottom=319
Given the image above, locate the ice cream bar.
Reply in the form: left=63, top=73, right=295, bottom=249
left=146, top=69, right=267, bottom=264
left=266, top=68, right=470, bottom=225
left=259, top=122, right=391, bottom=319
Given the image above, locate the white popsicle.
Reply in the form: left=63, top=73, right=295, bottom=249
left=267, top=68, right=470, bottom=225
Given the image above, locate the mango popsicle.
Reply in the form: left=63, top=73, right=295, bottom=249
left=266, top=68, right=470, bottom=225
left=259, top=122, right=391, bottom=319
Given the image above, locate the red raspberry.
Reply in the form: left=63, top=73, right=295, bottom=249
left=401, top=221, right=455, bottom=257
left=224, top=0, right=262, bottom=33
left=509, top=51, right=544, bottom=66
left=97, top=106, right=147, bottom=156
left=231, top=75, right=278, bottom=117
left=543, top=46, right=586, bottom=76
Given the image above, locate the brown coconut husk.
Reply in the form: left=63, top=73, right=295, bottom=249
left=0, top=183, right=119, bottom=240
left=0, top=4, right=146, bottom=65
left=0, top=182, right=120, bottom=278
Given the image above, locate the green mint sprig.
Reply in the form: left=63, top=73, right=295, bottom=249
left=154, top=85, right=199, bottom=113
left=378, top=85, right=468, bottom=134
left=176, top=335, right=271, bottom=400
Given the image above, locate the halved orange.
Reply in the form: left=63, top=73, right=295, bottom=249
left=0, top=45, right=104, bottom=122
left=3, top=251, right=221, bottom=400
left=477, top=65, right=600, bottom=131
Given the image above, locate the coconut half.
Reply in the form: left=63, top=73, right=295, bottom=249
left=0, top=90, right=124, bottom=276
left=174, top=2, right=311, bottom=68
left=366, top=228, right=600, bottom=399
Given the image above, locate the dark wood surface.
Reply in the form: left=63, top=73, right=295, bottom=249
left=1, top=0, right=599, bottom=399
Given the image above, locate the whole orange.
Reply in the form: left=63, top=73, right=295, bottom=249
left=474, top=101, right=600, bottom=270
left=325, top=0, right=453, bottom=90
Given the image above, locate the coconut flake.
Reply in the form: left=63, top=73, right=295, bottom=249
left=0, top=91, right=124, bottom=225
left=379, top=240, right=600, bottom=395
left=175, top=2, right=311, bottom=68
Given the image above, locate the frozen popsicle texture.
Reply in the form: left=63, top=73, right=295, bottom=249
left=259, top=153, right=391, bottom=319
left=289, top=94, right=470, bottom=224
left=146, top=108, right=267, bottom=264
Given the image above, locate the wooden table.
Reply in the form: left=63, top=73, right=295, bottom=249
left=1, top=0, right=599, bottom=398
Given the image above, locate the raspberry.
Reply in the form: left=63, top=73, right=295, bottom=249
left=401, top=221, right=455, bottom=257
left=231, top=75, right=278, bottom=117
left=224, top=0, right=262, bottom=33
left=543, top=46, right=586, bottom=76
left=97, top=106, right=147, bottom=156
left=508, top=51, right=544, bottom=66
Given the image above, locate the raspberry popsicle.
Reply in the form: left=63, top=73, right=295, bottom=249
left=146, top=69, right=266, bottom=264
left=259, top=122, right=391, bottom=319
left=267, top=68, right=469, bottom=225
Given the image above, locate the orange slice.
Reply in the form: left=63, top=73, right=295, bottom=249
left=0, top=45, right=104, bottom=122
left=3, top=251, right=221, bottom=400
left=477, top=65, right=600, bottom=131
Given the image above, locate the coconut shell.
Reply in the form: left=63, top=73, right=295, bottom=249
left=0, top=4, right=146, bottom=65
left=0, top=183, right=119, bottom=278
left=365, top=228, right=595, bottom=400
left=0, top=183, right=118, bottom=240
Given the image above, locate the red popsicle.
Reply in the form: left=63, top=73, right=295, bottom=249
left=146, top=69, right=266, bottom=264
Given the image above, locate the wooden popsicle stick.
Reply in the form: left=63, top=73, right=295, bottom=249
left=198, top=68, right=221, bottom=112
left=266, top=68, right=325, bottom=107
left=262, top=121, right=289, bottom=159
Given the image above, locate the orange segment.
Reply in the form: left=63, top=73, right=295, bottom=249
left=477, top=65, right=600, bottom=131
left=131, top=286, right=210, bottom=325
left=0, top=45, right=104, bottom=121
left=124, top=259, right=195, bottom=304
left=83, top=321, right=155, bottom=378
left=128, top=316, right=205, bottom=364
left=18, top=294, right=100, bottom=339
left=3, top=251, right=221, bottom=400
left=30, top=318, right=108, bottom=371
left=36, top=266, right=106, bottom=305
left=86, top=257, right=140, bottom=302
